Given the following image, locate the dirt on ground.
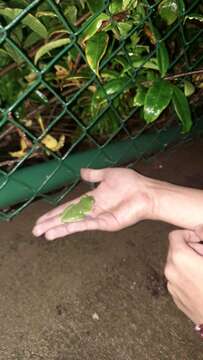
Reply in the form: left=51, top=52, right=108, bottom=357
left=0, top=139, right=203, bottom=360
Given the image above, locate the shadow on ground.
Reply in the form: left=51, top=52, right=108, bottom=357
left=1, top=139, right=203, bottom=359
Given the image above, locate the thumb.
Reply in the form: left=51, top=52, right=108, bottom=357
left=195, top=225, right=203, bottom=240
left=189, top=243, right=203, bottom=256
left=169, top=230, right=200, bottom=252
left=80, top=168, right=106, bottom=183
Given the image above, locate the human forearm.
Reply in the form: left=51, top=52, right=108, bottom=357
left=146, top=178, right=203, bottom=229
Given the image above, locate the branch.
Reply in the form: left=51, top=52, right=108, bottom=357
left=0, top=152, right=42, bottom=169
left=165, top=69, right=203, bottom=80
left=0, top=125, right=15, bottom=141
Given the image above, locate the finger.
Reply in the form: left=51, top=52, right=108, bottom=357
left=185, top=232, right=200, bottom=244
left=166, top=242, right=173, bottom=263
left=169, top=230, right=199, bottom=251
left=44, top=218, right=101, bottom=241
left=167, top=282, right=188, bottom=313
left=195, top=225, right=203, bottom=240
left=35, top=194, right=91, bottom=225
left=168, top=230, right=203, bottom=267
left=80, top=168, right=106, bottom=183
left=168, top=230, right=187, bottom=255
left=35, top=203, right=69, bottom=226
left=188, top=242, right=203, bottom=256
left=171, top=294, right=188, bottom=315
left=33, top=201, right=99, bottom=237
left=33, top=214, right=67, bottom=237
left=167, top=281, right=178, bottom=297
left=168, top=289, right=196, bottom=323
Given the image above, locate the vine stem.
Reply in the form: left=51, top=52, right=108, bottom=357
left=165, top=69, right=203, bottom=80
left=0, top=152, right=42, bottom=168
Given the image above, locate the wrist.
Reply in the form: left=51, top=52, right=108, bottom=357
left=139, top=176, right=165, bottom=221
left=144, top=177, right=203, bottom=228
left=143, top=177, right=189, bottom=225
left=145, top=178, right=175, bottom=222
left=136, top=175, right=161, bottom=221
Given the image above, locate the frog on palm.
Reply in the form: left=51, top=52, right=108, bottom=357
left=60, top=195, right=95, bottom=223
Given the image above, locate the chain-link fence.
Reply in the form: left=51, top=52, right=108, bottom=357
left=0, top=0, right=202, bottom=220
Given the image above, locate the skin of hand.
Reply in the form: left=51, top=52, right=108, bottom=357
left=165, top=227, right=203, bottom=325
left=150, top=179, right=203, bottom=229
left=32, top=167, right=155, bottom=240
left=33, top=166, right=203, bottom=241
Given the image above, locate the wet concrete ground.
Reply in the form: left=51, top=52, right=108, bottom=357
left=1, top=139, right=203, bottom=359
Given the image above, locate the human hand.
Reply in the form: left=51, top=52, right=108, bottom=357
left=32, top=167, right=154, bottom=240
left=165, top=227, right=203, bottom=325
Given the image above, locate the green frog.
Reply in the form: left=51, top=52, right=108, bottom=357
left=60, top=195, right=95, bottom=223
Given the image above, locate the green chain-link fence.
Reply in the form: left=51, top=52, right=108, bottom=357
left=0, top=0, right=202, bottom=220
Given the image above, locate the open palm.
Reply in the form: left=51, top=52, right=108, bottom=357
left=33, top=168, right=153, bottom=240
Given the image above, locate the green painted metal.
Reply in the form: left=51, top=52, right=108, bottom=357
left=1, top=119, right=203, bottom=216
left=0, top=0, right=202, bottom=220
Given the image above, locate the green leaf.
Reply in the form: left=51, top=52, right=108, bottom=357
left=11, top=25, right=23, bottom=45
left=0, top=48, right=10, bottom=67
left=91, top=77, right=131, bottom=117
left=172, top=85, right=192, bottom=133
left=158, top=0, right=178, bottom=25
left=6, top=0, right=29, bottom=7
left=109, top=0, right=123, bottom=13
left=34, top=90, right=49, bottom=104
left=101, top=69, right=120, bottom=80
left=86, top=0, right=105, bottom=13
left=185, top=13, right=203, bottom=23
left=91, top=78, right=125, bottom=113
left=146, top=71, right=158, bottom=82
left=156, top=40, right=169, bottom=77
left=4, top=43, right=23, bottom=64
left=103, top=77, right=130, bottom=96
left=144, top=80, right=173, bottom=123
left=86, top=32, right=109, bottom=77
left=78, top=0, right=85, bottom=9
left=184, top=80, right=195, bottom=97
left=123, top=0, right=138, bottom=10
left=34, top=38, right=70, bottom=64
left=176, top=0, right=185, bottom=15
left=133, top=57, right=159, bottom=71
left=0, top=8, right=48, bottom=38
left=82, top=13, right=109, bottom=42
left=0, top=48, right=9, bottom=57
left=117, top=22, right=133, bottom=38
left=133, top=86, right=146, bottom=107
left=36, top=11, right=57, bottom=18
left=64, top=5, right=77, bottom=24
left=24, top=32, right=41, bottom=48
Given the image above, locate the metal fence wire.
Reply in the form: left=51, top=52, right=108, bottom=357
left=0, top=0, right=202, bottom=220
